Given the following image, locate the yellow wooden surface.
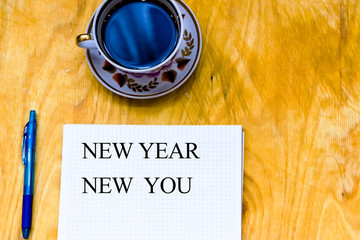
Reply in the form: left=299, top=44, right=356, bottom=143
left=1, top=0, right=360, bottom=239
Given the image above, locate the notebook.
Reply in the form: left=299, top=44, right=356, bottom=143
left=58, top=125, right=244, bottom=240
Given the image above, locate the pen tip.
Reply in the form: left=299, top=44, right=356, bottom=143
left=29, top=111, right=36, bottom=121
left=22, top=228, right=30, bottom=239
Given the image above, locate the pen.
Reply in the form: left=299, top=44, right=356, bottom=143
left=21, top=111, right=37, bottom=239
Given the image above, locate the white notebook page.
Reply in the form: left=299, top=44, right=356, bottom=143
left=58, top=125, right=244, bottom=240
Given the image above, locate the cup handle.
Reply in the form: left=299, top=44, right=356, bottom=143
left=76, top=34, right=97, bottom=49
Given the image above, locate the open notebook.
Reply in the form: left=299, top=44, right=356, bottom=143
left=58, top=125, right=244, bottom=240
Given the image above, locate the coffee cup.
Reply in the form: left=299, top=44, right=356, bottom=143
left=76, top=0, right=184, bottom=74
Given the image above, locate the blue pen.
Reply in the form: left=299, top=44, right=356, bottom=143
left=21, top=111, right=37, bottom=239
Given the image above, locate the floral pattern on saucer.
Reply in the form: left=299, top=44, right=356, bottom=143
left=85, top=0, right=202, bottom=99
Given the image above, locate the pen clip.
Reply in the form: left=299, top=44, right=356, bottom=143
left=22, top=123, right=28, bottom=165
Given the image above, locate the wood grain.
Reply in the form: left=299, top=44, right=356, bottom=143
left=1, top=0, right=360, bottom=239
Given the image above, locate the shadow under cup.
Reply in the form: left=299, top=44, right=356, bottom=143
left=94, top=0, right=182, bottom=70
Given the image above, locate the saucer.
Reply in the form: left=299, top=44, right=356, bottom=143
left=84, top=0, right=202, bottom=99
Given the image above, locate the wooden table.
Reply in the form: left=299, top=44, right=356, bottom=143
left=1, top=0, right=360, bottom=239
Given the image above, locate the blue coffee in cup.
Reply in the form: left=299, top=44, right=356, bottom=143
left=102, top=1, right=179, bottom=69
left=76, top=0, right=183, bottom=73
